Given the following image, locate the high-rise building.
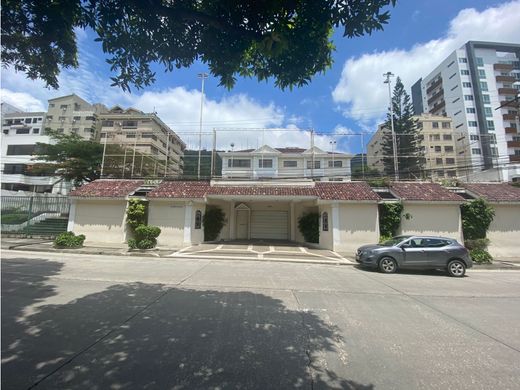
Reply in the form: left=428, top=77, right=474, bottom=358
left=367, top=115, right=465, bottom=180
left=412, top=41, right=520, bottom=182
left=98, top=106, right=185, bottom=178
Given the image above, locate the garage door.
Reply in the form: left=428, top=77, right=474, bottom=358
left=251, top=210, right=288, bottom=240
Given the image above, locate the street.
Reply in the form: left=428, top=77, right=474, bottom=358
left=2, top=250, right=520, bottom=390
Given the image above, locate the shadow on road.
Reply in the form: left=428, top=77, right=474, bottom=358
left=2, top=258, right=373, bottom=390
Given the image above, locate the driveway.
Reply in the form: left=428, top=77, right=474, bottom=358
left=2, top=250, right=520, bottom=389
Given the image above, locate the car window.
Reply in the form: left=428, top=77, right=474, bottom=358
left=401, top=238, right=425, bottom=248
left=423, top=238, right=450, bottom=248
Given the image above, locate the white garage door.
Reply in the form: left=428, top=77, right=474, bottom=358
left=251, top=211, right=288, bottom=240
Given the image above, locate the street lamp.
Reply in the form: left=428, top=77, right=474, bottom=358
left=197, top=72, right=209, bottom=180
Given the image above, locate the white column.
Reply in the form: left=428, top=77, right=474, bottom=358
left=183, top=201, right=193, bottom=244
left=229, top=201, right=236, bottom=239
left=67, top=200, right=76, bottom=232
left=331, top=203, right=340, bottom=250
left=290, top=202, right=296, bottom=241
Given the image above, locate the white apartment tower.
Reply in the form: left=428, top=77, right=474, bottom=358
left=412, top=41, right=520, bottom=182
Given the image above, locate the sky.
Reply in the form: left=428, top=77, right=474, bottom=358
left=2, top=0, right=520, bottom=155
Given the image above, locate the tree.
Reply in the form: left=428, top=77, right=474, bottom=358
left=2, top=0, right=396, bottom=91
left=351, top=165, right=381, bottom=180
left=381, top=77, right=425, bottom=179
left=33, top=130, right=104, bottom=186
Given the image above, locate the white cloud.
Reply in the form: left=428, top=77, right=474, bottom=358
left=0, top=89, right=46, bottom=111
left=332, top=1, right=520, bottom=123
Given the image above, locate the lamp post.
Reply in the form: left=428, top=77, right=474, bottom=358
left=197, top=72, right=209, bottom=180
left=384, top=72, right=399, bottom=181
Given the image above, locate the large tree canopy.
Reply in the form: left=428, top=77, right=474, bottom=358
left=2, top=0, right=396, bottom=91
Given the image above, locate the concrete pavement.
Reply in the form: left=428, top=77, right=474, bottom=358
left=2, top=250, right=520, bottom=389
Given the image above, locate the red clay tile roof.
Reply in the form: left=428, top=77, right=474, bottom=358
left=69, top=179, right=144, bottom=198
left=147, top=181, right=211, bottom=198
left=207, top=185, right=316, bottom=197
left=390, top=182, right=464, bottom=202
left=464, top=183, right=520, bottom=202
left=315, top=182, right=381, bottom=201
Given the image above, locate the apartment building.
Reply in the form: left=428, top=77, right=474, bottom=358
left=367, top=115, right=464, bottom=180
left=220, top=145, right=352, bottom=180
left=99, top=106, right=185, bottom=177
left=411, top=41, right=520, bottom=182
left=1, top=110, right=68, bottom=193
left=45, top=94, right=107, bottom=140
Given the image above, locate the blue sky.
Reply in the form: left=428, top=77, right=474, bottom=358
left=2, top=0, right=520, bottom=154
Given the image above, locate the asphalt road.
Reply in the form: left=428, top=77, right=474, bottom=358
left=2, top=250, right=520, bottom=390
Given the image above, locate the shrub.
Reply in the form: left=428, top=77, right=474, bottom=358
left=464, top=238, right=490, bottom=251
left=460, top=198, right=495, bottom=240
left=203, top=206, right=226, bottom=241
left=126, top=199, right=147, bottom=229
left=469, top=248, right=493, bottom=264
left=379, top=234, right=392, bottom=244
left=378, top=202, right=403, bottom=238
left=128, top=224, right=161, bottom=249
left=54, top=231, right=86, bottom=248
left=298, top=212, right=319, bottom=243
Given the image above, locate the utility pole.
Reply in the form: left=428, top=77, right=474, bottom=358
left=384, top=72, right=399, bottom=181
left=197, top=72, right=208, bottom=180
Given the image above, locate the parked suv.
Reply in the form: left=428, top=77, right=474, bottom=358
left=356, top=236, right=472, bottom=277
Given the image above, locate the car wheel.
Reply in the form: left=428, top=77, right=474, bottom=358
left=447, top=260, right=466, bottom=277
left=379, top=257, right=397, bottom=274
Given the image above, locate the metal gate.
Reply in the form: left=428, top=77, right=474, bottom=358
left=1, top=196, right=70, bottom=237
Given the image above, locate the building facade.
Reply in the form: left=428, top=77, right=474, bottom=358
left=45, top=94, right=107, bottom=140
left=411, top=41, right=520, bottom=182
left=220, top=145, right=352, bottom=181
left=1, top=110, right=68, bottom=193
left=99, top=106, right=185, bottom=178
left=367, top=115, right=464, bottom=180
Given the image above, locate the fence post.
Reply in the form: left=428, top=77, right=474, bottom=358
left=26, top=197, right=34, bottom=236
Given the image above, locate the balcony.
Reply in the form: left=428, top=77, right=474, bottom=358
left=498, top=87, right=518, bottom=95
left=507, top=140, right=520, bottom=148
left=496, top=75, right=515, bottom=83
left=505, top=127, right=518, bottom=134
left=503, top=113, right=518, bottom=120
left=494, top=63, right=513, bottom=71
left=426, top=78, right=443, bottom=94
left=510, top=155, right=520, bottom=163
left=427, top=89, right=444, bottom=105
left=429, top=100, right=445, bottom=114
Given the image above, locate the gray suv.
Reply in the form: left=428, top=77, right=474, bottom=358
left=356, top=236, right=472, bottom=277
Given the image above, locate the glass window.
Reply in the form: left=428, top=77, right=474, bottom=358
left=458, top=58, right=467, bottom=63
left=447, top=170, right=457, bottom=177
left=430, top=134, right=440, bottom=141
left=434, top=146, right=442, bottom=152
left=478, top=69, right=486, bottom=79
left=472, top=148, right=481, bottom=155
left=476, top=57, right=484, bottom=67
left=24, top=118, right=31, bottom=123
left=466, top=108, right=476, bottom=114
left=101, top=120, right=114, bottom=127
left=446, top=158, right=455, bottom=164
left=283, top=160, right=297, bottom=168
left=484, top=107, right=492, bottom=117
left=462, top=82, right=472, bottom=88
left=258, top=159, right=273, bottom=168
left=49, top=103, right=55, bottom=108
left=470, top=135, right=480, bottom=141
left=486, top=121, right=495, bottom=130
left=60, top=104, right=68, bottom=109
left=464, top=95, right=473, bottom=101
left=468, top=121, right=478, bottom=127
left=444, top=146, right=454, bottom=153
left=85, top=116, right=95, bottom=121
left=436, top=158, right=443, bottom=165
left=432, top=122, right=439, bottom=128
left=328, top=160, right=343, bottom=168
left=306, top=160, right=321, bottom=169
left=195, top=210, right=202, bottom=229
left=6, top=145, right=36, bottom=155
left=33, top=128, right=40, bottom=134
left=461, top=70, right=470, bottom=75
left=122, top=120, right=137, bottom=128
left=491, top=147, right=498, bottom=157
left=443, top=134, right=452, bottom=140
left=479, top=82, right=488, bottom=91
left=228, top=159, right=251, bottom=168
left=126, top=134, right=136, bottom=138
left=442, top=122, right=451, bottom=129
left=15, top=128, right=30, bottom=134
left=322, top=212, right=329, bottom=232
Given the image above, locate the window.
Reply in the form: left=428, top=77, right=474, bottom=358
left=430, top=134, right=440, bottom=141
left=486, top=121, right=495, bottom=130
left=484, top=107, right=492, bottom=117
left=60, top=104, right=68, bottom=109
left=461, top=70, right=470, bottom=75
left=491, top=147, right=498, bottom=157
left=33, top=128, right=40, bottom=134
left=462, top=82, right=472, bottom=88
left=459, top=58, right=467, bottom=63
left=101, top=120, right=114, bottom=127
left=3, top=164, right=26, bottom=174
left=444, top=146, right=454, bottom=153
left=328, top=160, right=343, bottom=168
left=307, top=160, right=321, bottom=169
left=468, top=121, right=478, bottom=127
left=436, top=170, right=445, bottom=177
left=446, top=158, right=455, bottom=164
left=488, top=133, right=496, bottom=143
left=126, top=133, right=136, bottom=138
left=466, top=108, right=476, bottom=114
left=228, top=159, right=251, bottom=168
left=6, top=145, right=36, bottom=155
left=122, top=120, right=137, bottom=128
left=464, top=95, right=473, bottom=101
left=46, top=115, right=53, bottom=120
left=442, top=122, right=451, bottom=129
left=443, top=134, right=452, bottom=141
left=24, top=118, right=31, bottom=123
left=258, top=159, right=273, bottom=168
left=434, top=146, right=442, bottom=152
left=478, top=69, right=486, bottom=79
left=32, top=118, right=38, bottom=123
left=476, top=57, right=484, bottom=67
left=3, top=129, right=8, bottom=135
left=58, top=116, right=66, bottom=121
left=195, top=210, right=202, bottom=229
left=322, top=212, right=329, bottom=232
left=470, top=135, right=480, bottom=140
left=85, top=116, right=95, bottom=121
left=479, top=82, right=488, bottom=91
left=432, top=122, right=439, bottom=128
left=57, top=128, right=64, bottom=133
left=436, top=158, right=443, bottom=165
left=49, top=103, right=55, bottom=108
left=472, top=148, right=481, bottom=155
left=15, top=128, right=30, bottom=134
left=100, top=133, right=107, bottom=138
left=283, top=160, right=297, bottom=168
